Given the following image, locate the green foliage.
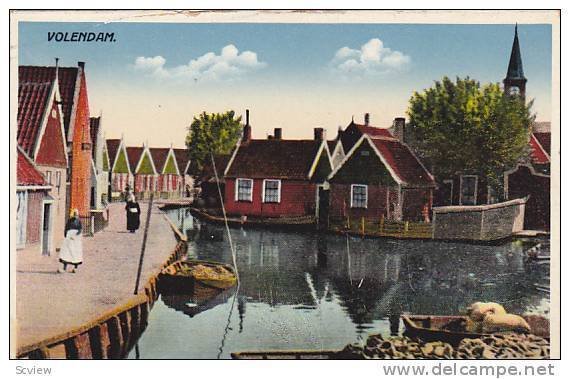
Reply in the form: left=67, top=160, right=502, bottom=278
left=406, top=76, right=534, bottom=190
left=163, top=154, right=178, bottom=174
left=113, top=148, right=129, bottom=173
left=185, top=111, right=242, bottom=174
left=137, top=152, right=155, bottom=174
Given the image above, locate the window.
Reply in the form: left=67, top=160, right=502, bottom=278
left=45, top=171, right=52, bottom=185
left=351, top=184, right=368, bottom=208
left=236, top=178, right=253, bottom=202
left=55, top=171, right=61, bottom=187
left=263, top=180, right=281, bottom=203
left=460, top=175, right=478, bottom=205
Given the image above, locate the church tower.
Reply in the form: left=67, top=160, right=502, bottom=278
left=503, top=24, right=527, bottom=99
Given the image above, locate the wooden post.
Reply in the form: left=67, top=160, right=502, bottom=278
left=347, top=215, right=350, bottom=230
left=404, top=221, right=409, bottom=237
left=360, top=217, right=365, bottom=235
left=380, top=215, right=385, bottom=234
left=134, top=193, right=154, bottom=295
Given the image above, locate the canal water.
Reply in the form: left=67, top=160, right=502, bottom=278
left=128, top=208, right=550, bottom=359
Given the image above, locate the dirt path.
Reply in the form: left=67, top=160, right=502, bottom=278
left=14, top=202, right=180, bottom=350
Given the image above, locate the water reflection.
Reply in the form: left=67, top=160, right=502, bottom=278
left=129, top=210, right=549, bottom=359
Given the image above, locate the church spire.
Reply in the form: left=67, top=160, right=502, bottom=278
left=503, top=24, right=527, bottom=99
left=506, top=24, right=525, bottom=79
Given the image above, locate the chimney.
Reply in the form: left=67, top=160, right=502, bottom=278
left=78, top=61, right=85, bottom=70
left=274, top=128, right=282, bottom=140
left=314, top=127, right=326, bottom=141
left=242, top=109, right=251, bottom=143
left=364, top=113, right=370, bottom=126
left=393, top=117, right=406, bottom=143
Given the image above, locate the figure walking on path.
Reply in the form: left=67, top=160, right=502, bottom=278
left=58, top=209, right=83, bottom=273
left=126, top=193, right=141, bottom=233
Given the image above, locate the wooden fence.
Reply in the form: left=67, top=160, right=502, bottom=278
left=329, top=215, right=434, bottom=239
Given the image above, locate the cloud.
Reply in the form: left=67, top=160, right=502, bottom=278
left=133, top=44, right=266, bottom=81
left=330, top=38, right=411, bottom=76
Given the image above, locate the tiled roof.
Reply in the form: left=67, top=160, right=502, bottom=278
left=149, top=147, right=171, bottom=173
left=225, top=139, right=323, bottom=180
left=532, top=121, right=551, bottom=133
left=353, top=123, right=394, bottom=139
left=126, top=147, right=144, bottom=172
left=173, top=148, right=190, bottom=175
left=529, top=133, right=550, bottom=165
left=17, top=81, right=53, bottom=157
left=19, top=66, right=80, bottom=139
left=106, top=139, right=121, bottom=167
left=17, top=149, right=46, bottom=186
left=370, top=137, right=435, bottom=187
left=339, top=121, right=395, bottom=152
left=90, top=117, right=100, bottom=159
left=533, top=132, right=550, bottom=157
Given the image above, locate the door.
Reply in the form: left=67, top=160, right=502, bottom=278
left=317, top=186, right=330, bottom=228
left=42, top=203, right=51, bottom=256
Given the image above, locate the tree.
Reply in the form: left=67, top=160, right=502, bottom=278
left=406, top=76, right=534, bottom=192
left=185, top=111, right=242, bottom=174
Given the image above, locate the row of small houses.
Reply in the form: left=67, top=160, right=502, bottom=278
left=16, top=61, right=191, bottom=256
left=203, top=111, right=550, bottom=233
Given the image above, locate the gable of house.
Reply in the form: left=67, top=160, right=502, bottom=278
left=310, top=145, right=333, bottom=183
left=329, top=139, right=398, bottom=186
left=137, top=151, right=156, bottom=175
left=102, top=145, right=110, bottom=172
left=113, top=148, right=130, bottom=174
left=163, top=153, right=178, bottom=174
left=35, top=99, right=67, bottom=168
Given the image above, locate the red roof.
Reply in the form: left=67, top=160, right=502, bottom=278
left=17, top=82, right=53, bottom=157
left=529, top=133, right=550, bottom=165
left=533, top=132, right=550, bottom=157
left=370, top=137, right=435, bottom=187
left=126, top=146, right=144, bottom=172
left=225, top=139, right=324, bottom=180
left=17, top=149, right=46, bottom=186
left=19, top=65, right=80, bottom=139
left=353, top=123, right=394, bottom=139
left=532, top=121, right=551, bottom=133
left=90, top=117, right=100, bottom=159
left=173, top=148, right=190, bottom=175
left=149, top=147, right=171, bottom=173
left=106, top=139, right=121, bottom=168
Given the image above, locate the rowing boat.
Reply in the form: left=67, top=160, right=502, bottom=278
left=158, top=260, right=237, bottom=295
left=402, top=315, right=549, bottom=346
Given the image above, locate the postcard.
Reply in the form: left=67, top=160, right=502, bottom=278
left=9, top=10, right=560, bottom=362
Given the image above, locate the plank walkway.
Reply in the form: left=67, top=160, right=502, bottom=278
left=13, top=202, right=179, bottom=352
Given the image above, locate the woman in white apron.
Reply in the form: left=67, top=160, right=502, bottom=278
left=58, top=209, right=83, bottom=273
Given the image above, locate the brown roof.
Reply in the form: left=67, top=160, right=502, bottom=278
left=532, top=121, right=551, bottom=133
left=533, top=132, right=550, bottom=157
left=17, top=149, right=46, bottom=186
left=19, top=65, right=80, bottom=139
left=173, top=148, right=190, bottom=175
left=90, top=117, right=100, bottom=159
left=149, top=147, right=171, bottom=173
left=106, top=139, right=121, bottom=168
left=353, top=123, right=394, bottom=139
left=370, top=137, right=435, bottom=187
left=339, top=121, right=395, bottom=152
left=17, top=81, right=53, bottom=157
left=126, top=146, right=144, bottom=173
left=225, top=139, right=323, bottom=180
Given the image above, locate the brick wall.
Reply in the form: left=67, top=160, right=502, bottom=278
left=26, top=191, right=45, bottom=245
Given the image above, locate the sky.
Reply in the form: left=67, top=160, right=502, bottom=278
left=18, top=22, right=553, bottom=148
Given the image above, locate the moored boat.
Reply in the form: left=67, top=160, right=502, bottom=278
left=402, top=315, right=549, bottom=346
left=158, top=260, right=237, bottom=295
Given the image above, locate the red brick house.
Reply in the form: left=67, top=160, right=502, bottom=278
left=18, top=65, right=68, bottom=251
left=223, top=121, right=333, bottom=219
left=106, top=138, right=133, bottom=196
left=20, top=62, right=93, bottom=218
left=327, top=132, right=435, bottom=224
left=173, top=148, right=193, bottom=197
left=127, top=145, right=158, bottom=198
left=150, top=147, right=180, bottom=198
left=16, top=148, right=53, bottom=255
left=505, top=123, right=551, bottom=230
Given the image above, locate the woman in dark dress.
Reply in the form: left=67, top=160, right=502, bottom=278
left=125, top=194, right=141, bottom=233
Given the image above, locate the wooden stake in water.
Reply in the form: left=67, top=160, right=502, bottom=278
left=134, top=193, right=154, bottom=295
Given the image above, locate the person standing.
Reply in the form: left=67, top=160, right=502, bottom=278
left=125, top=193, right=141, bottom=233
left=58, top=209, right=83, bottom=273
